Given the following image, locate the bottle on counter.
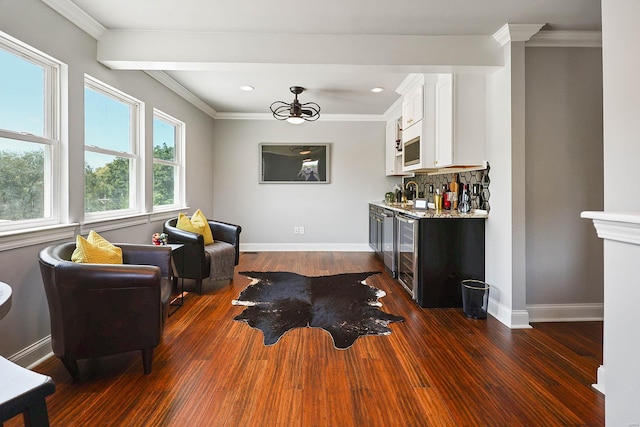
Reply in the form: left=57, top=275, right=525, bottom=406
left=458, top=184, right=471, bottom=214
left=450, top=173, right=459, bottom=210
left=472, top=183, right=481, bottom=210
left=442, top=184, right=451, bottom=210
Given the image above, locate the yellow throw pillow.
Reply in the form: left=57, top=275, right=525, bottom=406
left=71, top=230, right=123, bottom=264
left=191, top=209, right=214, bottom=245
left=176, top=212, right=206, bottom=236
left=86, top=230, right=120, bottom=253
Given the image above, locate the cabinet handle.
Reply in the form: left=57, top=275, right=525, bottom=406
left=397, top=216, right=415, bottom=224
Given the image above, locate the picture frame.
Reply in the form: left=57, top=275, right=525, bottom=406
left=259, top=143, right=331, bottom=184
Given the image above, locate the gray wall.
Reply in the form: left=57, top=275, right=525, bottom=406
left=211, top=119, right=400, bottom=249
left=0, top=0, right=216, bottom=363
left=525, top=47, right=604, bottom=306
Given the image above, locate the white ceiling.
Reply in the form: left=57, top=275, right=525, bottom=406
left=66, top=0, right=602, bottom=117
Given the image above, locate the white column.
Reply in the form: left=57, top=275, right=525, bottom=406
left=582, top=211, right=640, bottom=424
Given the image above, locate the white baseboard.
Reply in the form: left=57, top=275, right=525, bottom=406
left=488, top=300, right=603, bottom=328
left=527, top=303, right=604, bottom=322
left=8, top=335, right=53, bottom=369
left=488, top=297, right=532, bottom=329
left=240, top=243, right=372, bottom=252
left=592, top=365, right=605, bottom=395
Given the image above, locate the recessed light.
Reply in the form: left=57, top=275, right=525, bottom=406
left=370, top=87, right=385, bottom=93
left=239, top=85, right=255, bottom=92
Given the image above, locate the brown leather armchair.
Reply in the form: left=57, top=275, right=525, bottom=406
left=163, top=218, right=241, bottom=294
left=38, top=242, right=173, bottom=381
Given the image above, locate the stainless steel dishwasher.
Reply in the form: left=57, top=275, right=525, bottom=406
left=396, top=213, right=419, bottom=298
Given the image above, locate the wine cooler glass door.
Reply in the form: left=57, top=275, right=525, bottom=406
left=396, top=215, right=418, bottom=298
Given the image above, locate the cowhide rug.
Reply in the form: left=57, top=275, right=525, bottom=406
left=232, top=271, right=404, bottom=349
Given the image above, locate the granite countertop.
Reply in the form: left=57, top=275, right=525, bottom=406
left=370, top=201, right=488, bottom=219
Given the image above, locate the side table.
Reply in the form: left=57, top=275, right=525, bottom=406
left=166, top=244, right=186, bottom=316
left=1, top=282, right=56, bottom=426
left=0, top=281, right=11, bottom=320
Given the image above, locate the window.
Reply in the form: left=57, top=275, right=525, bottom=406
left=153, top=109, right=184, bottom=210
left=0, top=31, right=63, bottom=231
left=84, top=75, right=142, bottom=217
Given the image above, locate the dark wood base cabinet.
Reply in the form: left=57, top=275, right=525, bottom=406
left=415, top=218, right=485, bottom=308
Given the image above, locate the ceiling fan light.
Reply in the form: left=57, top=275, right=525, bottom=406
left=271, top=86, right=321, bottom=124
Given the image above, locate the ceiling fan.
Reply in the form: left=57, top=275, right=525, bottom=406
left=270, top=86, right=321, bottom=124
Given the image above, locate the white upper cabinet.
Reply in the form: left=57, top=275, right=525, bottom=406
left=402, top=83, right=424, bottom=131
left=396, top=73, right=486, bottom=172
left=434, top=74, right=453, bottom=168
left=450, top=73, right=487, bottom=167
left=385, top=102, right=410, bottom=176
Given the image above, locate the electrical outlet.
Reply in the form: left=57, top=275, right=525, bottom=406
left=299, top=226, right=305, bottom=235
left=294, top=226, right=299, bottom=234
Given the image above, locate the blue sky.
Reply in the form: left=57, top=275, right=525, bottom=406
left=1, top=46, right=175, bottom=168
left=0, top=48, right=44, bottom=138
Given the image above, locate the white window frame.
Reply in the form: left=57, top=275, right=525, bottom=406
left=83, top=75, right=144, bottom=221
left=152, top=108, right=185, bottom=211
left=0, top=30, right=66, bottom=233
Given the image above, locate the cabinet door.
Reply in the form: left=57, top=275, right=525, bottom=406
left=402, top=98, right=412, bottom=131
left=411, top=85, right=424, bottom=125
left=376, top=216, right=383, bottom=255
left=434, top=74, right=453, bottom=168
left=402, top=84, right=423, bottom=130
left=385, top=114, right=404, bottom=176
left=452, top=73, right=486, bottom=166
left=369, top=209, right=383, bottom=256
left=369, top=210, right=377, bottom=250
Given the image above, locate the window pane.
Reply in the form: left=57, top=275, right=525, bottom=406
left=85, top=152, right=131, bottom=213
left=153, top=117, right=176, bottom=161
left=0, top=137, right=46, bottom=220
left=84, top=87, right=131, bottom=152
left=0, top=49, right=45, bottom=136
left=153, top=163, right=175, bottom=206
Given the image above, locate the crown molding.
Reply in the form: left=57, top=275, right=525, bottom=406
left=526, top=31, right=602, bottom=48
left=394, top=73, right=424, bottom=95
left=41, top=0, right=106, bottom=39
left=214, top=112, right=386, bottom=122
left=581, top=211, right=640, bottom=245
left=493, top=23, right=545, bottom=46
left=382, top=96, right=403, bottom=121
left=144, top=71, right=218, bottom=119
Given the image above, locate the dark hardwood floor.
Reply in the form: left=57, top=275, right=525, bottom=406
left=7, top=252, right=604, bottom=426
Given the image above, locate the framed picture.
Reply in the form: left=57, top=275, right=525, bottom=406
left=259, top=143, right=331, bottom=183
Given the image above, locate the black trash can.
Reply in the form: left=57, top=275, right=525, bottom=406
left=461, top=279, right=490, bottom=319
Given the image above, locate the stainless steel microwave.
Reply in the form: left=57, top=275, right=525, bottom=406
left=403, top=125, right=421, bottom=167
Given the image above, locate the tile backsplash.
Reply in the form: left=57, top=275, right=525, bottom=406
left=402, top=167, right=491, bottom=211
